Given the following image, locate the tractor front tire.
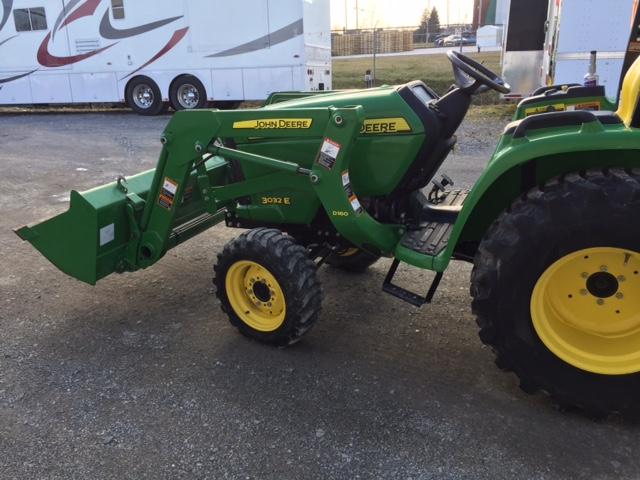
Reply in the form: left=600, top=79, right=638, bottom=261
left=471, top=169, right=640, bottom=419
left=214, top=228, right=323, bottom=346
left=326, top=248, right=380, bottom=273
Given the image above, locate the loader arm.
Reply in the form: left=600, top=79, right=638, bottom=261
left=15, top=107, right=402, bottom=284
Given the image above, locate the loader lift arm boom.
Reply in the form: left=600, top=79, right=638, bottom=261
left=15, top=106, right=402, bottom=285
left=136, top=106, right=402, bottom=269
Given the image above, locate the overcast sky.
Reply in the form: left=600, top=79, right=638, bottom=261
left=330, top=0, right=475, bottom=29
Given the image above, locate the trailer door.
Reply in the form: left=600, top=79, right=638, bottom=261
left=501, top=0, right=549, bottom=98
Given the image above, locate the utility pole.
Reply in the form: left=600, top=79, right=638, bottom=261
left=355, top=0, right=359, bottom=30
left=373, top=28, right=377, bottom=85
left=425, top=0, right=430, bottom=44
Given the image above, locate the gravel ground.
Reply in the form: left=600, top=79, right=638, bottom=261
left=0, top=111, right=638, bottom=480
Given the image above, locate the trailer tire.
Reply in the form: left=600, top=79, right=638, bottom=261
left=471, top=168, right=640, bottom=419
left=326, top=248, right=380, bottom=273
left=214, top=228, right=323, bottom=346
left=126, top=76, right=165, bottom=116
left=169, top=75, right=208, bottom=111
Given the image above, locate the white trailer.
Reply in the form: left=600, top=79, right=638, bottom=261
left=542, top=0, right=636, bottom=100
left=0, top=0, right=331, bottom=114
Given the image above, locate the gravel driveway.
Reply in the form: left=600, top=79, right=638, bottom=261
left=0, top=111, right=638, bottom=480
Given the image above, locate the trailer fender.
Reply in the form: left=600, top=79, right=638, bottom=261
left=433, top=126, right=640, bottom=271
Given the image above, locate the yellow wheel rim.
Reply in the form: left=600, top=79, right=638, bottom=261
left=225, top=260, right=286, bottom=332
left=339, top=247, right=360, bottom=257
left=531, top=247, right=640, bottom=375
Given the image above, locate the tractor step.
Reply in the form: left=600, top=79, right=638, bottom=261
left=402, top=189, right=469, bottom=257
left=382, top=259, right=443, bottom=307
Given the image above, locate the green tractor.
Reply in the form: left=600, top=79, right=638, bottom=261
left=16, top=51, right=640, bottom=418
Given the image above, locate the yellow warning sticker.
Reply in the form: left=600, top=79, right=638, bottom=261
left=158, top=177, right=179, bottom=210
left=360, top=117, right=412, bottom=134
left=524, top=104, right=566, bottom=117
left=569, top=101, right=601, bottom=111
left=232, top=118, right=313, bottom=129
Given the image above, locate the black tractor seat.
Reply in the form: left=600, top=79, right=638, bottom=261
left=503, top=110, right=623, bottom=138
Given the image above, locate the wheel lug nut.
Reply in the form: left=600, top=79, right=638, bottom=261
left=618, top=275, right=626, bottom=282
left=580, top=289, right=588, bottom=296
left=597, top=299, right=605, bottom=305
left=600, top=265, right=608, bottom=272
left=581, top=272, right=589, bottom=279
left=616, top=292, right=624, bottom=299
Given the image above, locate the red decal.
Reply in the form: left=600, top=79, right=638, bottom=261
left=58, top=0, right=102, bottom=31
left=37, top=31, right=117, bottom=67
left=120, top=27, right=188, bottom=79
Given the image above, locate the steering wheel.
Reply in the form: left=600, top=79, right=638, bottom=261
left=446, top=50, right=511, bottom=94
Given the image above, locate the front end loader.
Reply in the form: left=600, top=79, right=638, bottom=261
left=16, top=51, right=640, bottom=419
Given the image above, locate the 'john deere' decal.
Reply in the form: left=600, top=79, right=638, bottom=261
left=360, top=118, right=412, bottom=134
left=524, top=104, right=566, bottom=117
left=233, top=118, right=313, bottom=129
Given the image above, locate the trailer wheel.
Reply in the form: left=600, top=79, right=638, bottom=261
left=126, top=76, right=165, bottom=116
left=169, top=75, right=208, bottom=111
left=214, top=228, right=323, bottom=346
left=326, top=247, right=380, bottom=273
left=471, top=168, right=640, bottom=419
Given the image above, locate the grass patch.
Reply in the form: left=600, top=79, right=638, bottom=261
left=333, top=51, right=502, bottom=105
left=467, top=103, right=516, bottom=119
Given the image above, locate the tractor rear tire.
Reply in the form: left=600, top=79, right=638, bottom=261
left=471, top=168, right=640, bottom=419
left=326, top=248, right=380, bottom=273
left=213, top=228, right=323, bottom=346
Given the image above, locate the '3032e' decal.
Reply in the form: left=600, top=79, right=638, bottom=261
left=261, top=196, right=292, bottom=205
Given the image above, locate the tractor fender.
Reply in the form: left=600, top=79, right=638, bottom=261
left=434, top=125, right=640, bottom=271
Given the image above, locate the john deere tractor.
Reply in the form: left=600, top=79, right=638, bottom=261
left=16, top=51, right=640, bottom=418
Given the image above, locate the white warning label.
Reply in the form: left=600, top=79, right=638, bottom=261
left=99, top=223, right=115, bottom=246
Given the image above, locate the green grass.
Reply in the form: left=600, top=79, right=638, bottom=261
left=333, top=51, right=502, bottom=105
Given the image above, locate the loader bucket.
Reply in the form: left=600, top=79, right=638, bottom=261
left=14, top=171, right=154, bottom=285
left=15, top=190, right=102, bottom=284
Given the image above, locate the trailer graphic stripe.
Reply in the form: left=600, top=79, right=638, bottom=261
left=51, top=0, right=83, bottom=40
left=37, top=31, right=117, bottom=67
left=0, top=0, right=12, bottom=33
left=0, top=69, right=37, bottom=84
left=99, top=10, right=183, bottom=39
left=0, top=33, right=16, bottom=48
left=59, top=0, right=102, bottom=32
left=120, top=27, right=189, bottom=80
left=206, top=18, right=303, bottom=58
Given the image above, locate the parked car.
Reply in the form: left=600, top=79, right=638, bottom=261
left=462, top=34, right=477, bottom=45
left=434, top=34, right=448, bottom=46
left=443, top=35, right=462, bottom=46
left=443, top=34, right=476, bottom=47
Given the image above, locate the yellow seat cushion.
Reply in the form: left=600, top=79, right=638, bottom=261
left=616, top=55, right=640, bottom=127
